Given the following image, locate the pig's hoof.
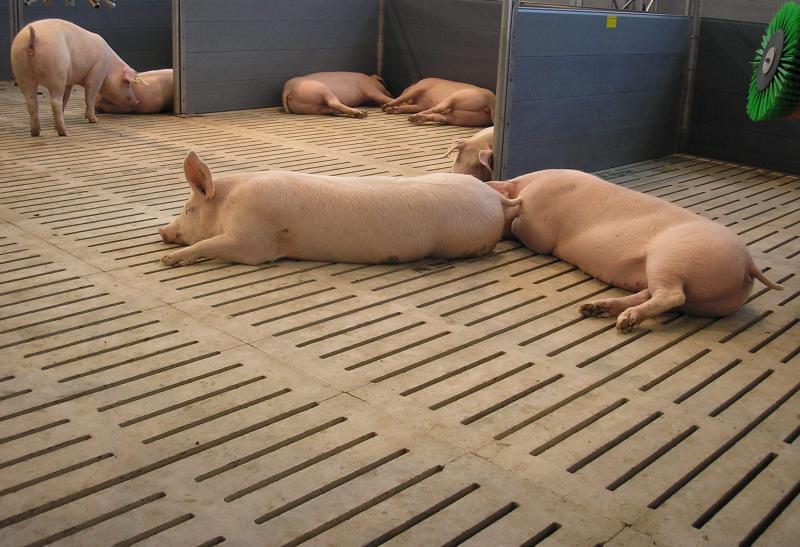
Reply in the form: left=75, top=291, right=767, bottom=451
left=408, top=114, right=425, bottom=124
left=353, top=110, right=367, bottom=118
left=580, top=302, right=612, bottom=318
left=383, top=106, right=399, bottom=114
left=57, top=130, right=68, bottom=137
left=30, top=129, right=40, bottom=137
left=616, top=309, right=640, bottom=333
left=161, top=254, right=182, bottom=267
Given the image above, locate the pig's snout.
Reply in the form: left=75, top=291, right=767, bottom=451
left=159, top=226, right=179, bottom=243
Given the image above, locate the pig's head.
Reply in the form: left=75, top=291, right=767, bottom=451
left=370, top=75, right=393, bottom=98
left=94, top=95, right=134, bottom=114
left=159, top=151, right=218, bottom=246
left=443, top=138, right=494, bottom=182
left=100, top=67, right=142, bottom=110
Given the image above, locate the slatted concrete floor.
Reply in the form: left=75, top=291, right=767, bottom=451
left=0, top=80, right=798, bottom=546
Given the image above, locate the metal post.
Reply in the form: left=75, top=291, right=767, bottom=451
left=377, top=0, right=385, bottom=77
left=171, top=0, right=185, bottom=115
left=678, top=0, right=702, bottom=152
left=493, top=0, right=518, bottom=181
left=10, top=0, right=23, bottom=40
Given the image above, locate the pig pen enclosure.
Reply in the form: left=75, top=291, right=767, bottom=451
left=1, top=0, right=800, bottom=545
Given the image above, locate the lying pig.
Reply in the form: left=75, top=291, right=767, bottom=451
left=282, top=72, right=393, bottom=118
left=10, top=19, right=143, bottom=136
left=444, top=126, right=494, bottom=181
left=159, top=151, right=520, bottom=267
left=489, top=170, right=782, bottom=332
left=96, top=69, right=173, bottom=114
left=383, top=78, right=495, bottom=126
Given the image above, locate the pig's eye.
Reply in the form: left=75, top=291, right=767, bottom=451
left=185, top=206, right=193, bottom=214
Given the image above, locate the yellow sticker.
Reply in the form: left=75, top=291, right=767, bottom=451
left=607, top=15, right=618, bottom=29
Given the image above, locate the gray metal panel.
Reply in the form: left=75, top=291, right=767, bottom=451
left=503, top=8, right=690, bottom=178
left=688, top=18, right=800, bottom=174
left=383, top=0, right=501, bottom=94
left=21, top=0, right=171, bottom=71
left=1, top=1, right=10, bottom=80
left=181, top=0, right=378, bottom=114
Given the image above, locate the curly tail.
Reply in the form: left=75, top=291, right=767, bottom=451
left=750, top=263, right=783, bottom=290
left=500, top=196, right=522, bottom=208
left=27, top=26, right=36, bottom=57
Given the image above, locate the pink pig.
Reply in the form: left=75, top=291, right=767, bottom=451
left=96, top=69, right=173, bottom=114
left=444, top=126, right=494, bottom=181
left=10, top=18, right=142, bottom=136
left=159, top=151, right=520, bottom=267
left=281, top=72, right=394, bottom=118
left=383, top=78, right=495, bottom=127
left=489, top=170, right=782, bottom=332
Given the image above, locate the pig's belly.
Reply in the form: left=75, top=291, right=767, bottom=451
left=554, top=229, right=649, bottom=293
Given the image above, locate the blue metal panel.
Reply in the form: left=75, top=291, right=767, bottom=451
left=502, top=8, right=691, bottom=178
left=688, top=18, right=800, bottom=174
left=181, top=0, right=378, bottom=114
left=21, top=0, right=171, bottom=71
left=1, top=1, right=10, bottom=80
left=383, top=0, right=501, bottom=94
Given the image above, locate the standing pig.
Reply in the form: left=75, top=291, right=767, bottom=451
left=382, top=78, right=495, bottom=126
left=10, top=19, right=142, bottom=136
left=443, top=126, right=494, bottom=181
left=96, top=69, right=173, bottom=114
left=159, top=151, right=520, bottom=266
left=489, top=170, right=782, bottom=332
left=281, top=72, right=394, bottom=118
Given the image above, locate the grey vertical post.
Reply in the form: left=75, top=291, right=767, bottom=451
left=172, top=0, right=185, bottom=115
left=678, top=0, right=701, bottom=151
left=377, top=0, right=385, bottom=76
left=493, top=0, right=517, bottom=181
left=10, top=0, right=22, bottom=36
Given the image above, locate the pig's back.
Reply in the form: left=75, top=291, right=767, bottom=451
left=303, top=72, right=373, bottom=105
left=16, top=19, right=107, bottom=82
left=251, top=172, right=504, bottom=263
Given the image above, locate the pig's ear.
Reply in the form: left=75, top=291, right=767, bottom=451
left=479, top=149, right=494, bottom=170
left=441, top=139, right=466, bottom=158
left=183, top=151, right=215, bottom=200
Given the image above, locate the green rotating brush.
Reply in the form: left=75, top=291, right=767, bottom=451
left=746, top=1, right=800, bottom=121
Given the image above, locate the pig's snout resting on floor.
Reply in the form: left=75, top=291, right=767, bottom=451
left=489, top=170, right=782, bottom=332
left=159, top=151, right=521, bottom=267
left=281, top=72, right=393, bottom=118
left=10, top=18, right=143, bottom=136
left=444, top=126, right=494, bottom=181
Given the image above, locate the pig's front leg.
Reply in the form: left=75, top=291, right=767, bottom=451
left=161, top=235, right=270, bottom=267
left=83, top=69, right=104, bottom=123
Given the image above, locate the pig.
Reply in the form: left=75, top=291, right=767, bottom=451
left=281, top=72, right=394, bottom=118
left=10, top=19, right=143, bottom=136
left=488, top=170, right=783, bottom=332
left=382, top=78, right=495, bottom=127
left=443, top=126, right=494, bottom=181
left=96, top=69, right=174, bottom=114
left=159, top=151, right=521, bottom=267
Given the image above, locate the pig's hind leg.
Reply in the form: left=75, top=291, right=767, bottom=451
left=62, top=85, right=73, bottom=113
left=47, top=84, right=68, bottom=136
left=580, top=290, right=650, bottom=318
left=19, top=82, right=41, bottom=136
left=325, top=96, right=367, bottom=118
left=614, top=255, right=687, bottom=332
